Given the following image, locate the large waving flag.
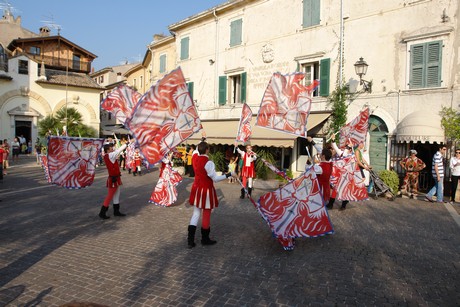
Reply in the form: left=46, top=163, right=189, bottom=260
left=339, top=107, right=369, bottom=148
left=46, top=136, right=104, bottom=189
left=236, top=103, right=253, bottom=143
left=101, top=85, right=142, bottom=124
left=256, top=73, right=317, bottom=137
left=330, top=154, right=368, bottom=201
left=126, top=67, right=201, bottom=167
left=149, top=162, right=183, bottom=207
left=257, top=167, right=334, bottom=250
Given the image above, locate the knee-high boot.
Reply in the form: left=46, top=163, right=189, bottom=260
left=326, top=198, right=335, bottom=209
left=201, top=228, right=217, bottom=245
left=99, top=206, right=110, bottom=219
left=187, top=225, right=196, bottom=248
left=240, top=188, right=245, bottom=199
left=113, top=204, right=126, bottom=217
left=248, top=187, right=252, bottom=197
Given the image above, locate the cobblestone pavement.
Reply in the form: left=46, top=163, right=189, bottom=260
left=0, top=156, right=459, bottom=306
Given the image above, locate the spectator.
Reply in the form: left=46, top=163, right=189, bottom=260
left=399, top=149, right=426, bottom=199
left=11, top=137, right=20, bottom=163
left=425, top=145, right=447, bottom=203
left=2, top=139, right=9, bottom=173
left=449, top=148, right=460, bottom=203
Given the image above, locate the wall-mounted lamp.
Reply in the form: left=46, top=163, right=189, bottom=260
left=209, top=59, right=215, bottom=65
left=354, top=57, right=372, bottom=93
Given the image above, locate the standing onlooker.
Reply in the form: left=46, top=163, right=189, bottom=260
left=227, top=155, right=238, bottom=183
left=18, top=135, right=26, bottom=154
left=99, top=142, right=128, bottom=219
left=399, top=149, right=426, bottom=199
left=27, top=139, right=32, bottom=155
left=425, top=145, right=447, bottom=203
left=449, top=148, right=460, bottom=203
left=187, top=141, right=234, bottom=248
left=11, top=137, right=20, bottom=163
left=2, top=139, right=9, bottom=174
left=186, top=145, right=196, bottom=177
left=235, top=143, right=257, bottom=198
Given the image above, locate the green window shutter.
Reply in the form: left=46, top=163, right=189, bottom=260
left=180, top=37, right=189, bottom=61
left=218, top=76, right=227, bottom=105
left=187, top=82, right=194, bottom=100
left=230, top=19, right=242, bottom=47
left=319, top=58, right=330, bottom=97
left=240, top=72, right=247, bottom=103
left=159, top=54, right=166, bottom=73
left=303, top=0, right=320, bottom=28
left=410, top=41, right=442, bottom=89
left=410, top=44, right=425, bottom=88
left=426, top=41, right=442, bottom=88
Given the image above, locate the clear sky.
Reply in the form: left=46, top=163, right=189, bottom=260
left=6, top=0, right=226, bottom=71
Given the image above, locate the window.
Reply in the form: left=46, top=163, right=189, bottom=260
left=409, top=41, right=442, bottom=89
left=303, top=0, right=320, bottom=28
left=72, top=54, right=81, bottom=70
left=30, top=46, right=41, bottom=55
left=300, top=58, right=329, bottom=97
left=140, top=76, right=143, bottom=90
left=218, top=72, right=247, bottom=105
left=99, top=75, right=104, bottom=83
left=187, top=82, right=194, bottom=100
left=180, top=37, right=190, bottom=61
left=230, top=18, right=242, bottom=47
left=159, top=54, right=166, bottom=73
left=0, top=45, right=7, bottom=72
left=18, top=60, right=28, bottom=74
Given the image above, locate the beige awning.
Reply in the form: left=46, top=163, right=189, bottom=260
left=187, top=112, right=331, bottom=148
left=396, top=111, right=444, bottom=143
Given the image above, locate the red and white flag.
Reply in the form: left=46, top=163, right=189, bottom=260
left=236, top=103, right=253, bottom=143
left=257, top=167, right=334, bottom=250
left=330, top=154, right=368, bottom=201
left=149, top=161, right=183, bottom=207
left=339, top=107, right=369, bottom=148
left=101, top=85, right=142, bottom=124
left=126, top=67, right=201, bottom=167
left=46, top=136, right=104, bottom=189
left=256, top=73, right=317, bottom=137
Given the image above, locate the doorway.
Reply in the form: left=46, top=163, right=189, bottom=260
left=368, top=115, right=388, bottom=172
left=15, top=120, right=32, bottom=144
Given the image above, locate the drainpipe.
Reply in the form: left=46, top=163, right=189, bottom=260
left=213, top=9, right=219, bottom=106
left=339, top=0, right=344, bottom=86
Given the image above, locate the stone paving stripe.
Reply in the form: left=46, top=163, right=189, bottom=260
left=444, top=202, right=460, bottom=228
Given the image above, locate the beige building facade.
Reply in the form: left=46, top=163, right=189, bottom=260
left=163, top=0, right=459, bottom=178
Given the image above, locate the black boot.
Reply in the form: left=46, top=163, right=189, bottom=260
left=201, top=228, right=217, bottom=245
left=339, top=200, right=349, bottom=211
left=240, top=188, right=245, bottom=199
left=113, top=204, right=126, bottom=217
left=139, top=170, right=142, bottom=176
left=187, top=225, right=197, bottom=248
left=248, top=187, right=252, bottom=198
left=326, top=198, right=335, bottom=209
left=99, top=206, right=110, bottom=219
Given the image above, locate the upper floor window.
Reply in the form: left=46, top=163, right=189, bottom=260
left=18, top=60, right=28, bottom=74
left=140, top=76, right=143, bottom=90
left=159, top=54, right=167, bottom=73
left=218, top=72, right=247, bottom=106
left=72, top=54, right=81, bottom=70
left=230, top=18, right=242, bottom=47
left=0, top=45, right=7, bottom=72
left=99, top=75, right=104, bottom=83
left=30, top=46, right=41, bottom=55
left=300, top=58, right=329, bottom=97
left=303, top=0, right=320, bottom=28
left=409, top=40, right=442, bottom=89
left=187, top=81, right=194, bottom=100
left=180, top=37, right=190, bottom=61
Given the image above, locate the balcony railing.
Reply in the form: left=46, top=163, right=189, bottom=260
left=27, top=53, right=91, bottom=73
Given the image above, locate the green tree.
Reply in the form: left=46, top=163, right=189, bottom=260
left=38, top=107, right=97, bottom=137
left=327, top=84, right=358, bottom=142
left=440, top=107, right=460, bottom=144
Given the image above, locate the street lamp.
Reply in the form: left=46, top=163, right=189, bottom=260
left=354, top=57, right=372, bottom=93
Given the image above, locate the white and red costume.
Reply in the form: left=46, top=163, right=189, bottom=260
left=189, top=150, right=227, bottom=229
left=236, top=147, right=257, bottom=189
left=313, top=161, right=333, bottom=203
left=103, top=144, right=127, bottom=207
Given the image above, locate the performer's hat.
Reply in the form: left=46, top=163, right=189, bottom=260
left=409, top=149, right=417, bottom=155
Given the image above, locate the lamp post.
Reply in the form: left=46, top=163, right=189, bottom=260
left=354, top=57, right=372, bottom=93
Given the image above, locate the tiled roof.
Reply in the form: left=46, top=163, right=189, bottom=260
left=36, top=69, right=104, bottom=90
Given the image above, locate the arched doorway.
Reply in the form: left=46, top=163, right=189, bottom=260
left=369, top=115, right=388, bottom=171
